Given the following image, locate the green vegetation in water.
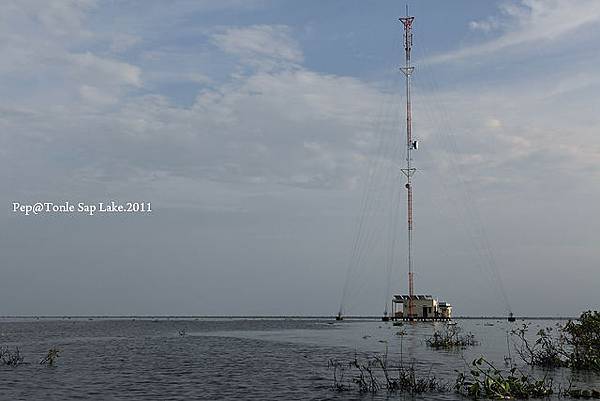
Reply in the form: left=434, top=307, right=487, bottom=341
left=455, top=357, right=554, bottom=399
left=328, top=310, right=599, bottom=398
left=564, top=311, right=600, bottom=372
left=511, top=310, right=600, bottom=371
left=0, top=346, right=25, bottom=366
left=329, top=348, right=448, bottom=395
left=426, top=324, right=478, bottom=349
left=39, top=348, right=60, bottom=366
left=2, top=346, right=60, bottom=367
left=511, top=323, right=569, bottom=368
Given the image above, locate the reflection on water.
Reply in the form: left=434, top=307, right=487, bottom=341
left=0, top=318, right=597, bottom=400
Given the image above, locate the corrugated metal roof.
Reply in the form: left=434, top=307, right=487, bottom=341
left=392, top=294, right=434, bottom=300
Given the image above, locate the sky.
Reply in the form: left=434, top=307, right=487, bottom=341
left=1, top=0, right=599, bottom=316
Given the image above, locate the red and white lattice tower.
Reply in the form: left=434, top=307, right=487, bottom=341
left=399, top=11, right=417, bottom=319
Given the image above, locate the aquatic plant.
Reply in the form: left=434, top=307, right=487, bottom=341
left=511, top=323, right=569, bottom=368
left=511, top=310, right=600, bottom=371
left=563, top=310, right=600, bottom=372
left=562, top=387, right=600, bottom=399
left=39, top=348, right=60, bottom=366
left=328, top=358, right=349, bottom=392
left=455, top=357, right=554, bottom=399
left=426, top=324, right=478, bottom=349
left=379, top=359, right=448, bottom=394
left=328, top=350, right=448, bottom=395
left=0, top=346, right=25, bottom=366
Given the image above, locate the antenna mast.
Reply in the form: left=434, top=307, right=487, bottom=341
left=399, top=9, right=416, bottom=319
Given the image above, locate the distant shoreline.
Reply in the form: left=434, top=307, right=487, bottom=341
left=0, top=315, right=576, bottom=320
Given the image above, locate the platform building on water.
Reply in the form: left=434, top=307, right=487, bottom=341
left=392, top=295, right=452, bottom=321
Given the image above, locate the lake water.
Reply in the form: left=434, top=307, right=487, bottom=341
left=1, top=318, right=598, bottom=400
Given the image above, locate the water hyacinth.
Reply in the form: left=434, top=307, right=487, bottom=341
left=455, top=357, right=554, bottom=399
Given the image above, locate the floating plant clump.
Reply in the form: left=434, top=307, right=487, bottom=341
left=426, top=325, right=478, bottom=349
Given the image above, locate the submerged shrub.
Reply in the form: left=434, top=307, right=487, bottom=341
left=329, top=352, right=448, bottom=395
left=455, top=357, right=554, bottom=400
left=564, top=310, right=600, bottom=372
left=511, top=323, right=569, bottom=368
left=0, top=346, right=25, bottom=366
left=39, top=348, right=60, bottom=366
left=511, top=310, right=600, bottom=371
left=426, top=324, right=478, bottom=349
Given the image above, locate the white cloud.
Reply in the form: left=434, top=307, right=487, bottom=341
left=212, top=25, right=304, bottom=68
left=4, top=0, right=96, bottom=39
left=412, top=73, right=600, bottom=190
left=428, top=0, right=600, bottom=64
left=79, top=85, right=118, bottom=106
left=548, top=72, right=600, bottom=97
left=1, top=2, right=598, bottom=197
left=486, top=118, right=502, bottom=129
left=469, top=18, right=501, bottom=33
left=109, top=69, right=385, bottom=188
left=109, top=33, right=141, bottom=54
left=68, top=52, right=142, bottom=87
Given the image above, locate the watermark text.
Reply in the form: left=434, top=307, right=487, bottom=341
left=12, top=201, right=152, bottom=216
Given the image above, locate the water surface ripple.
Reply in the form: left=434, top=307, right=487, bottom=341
left=0, top=318, right=597, bottom=400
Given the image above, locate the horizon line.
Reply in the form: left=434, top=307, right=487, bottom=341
left=0, top=315, right=576, bottom=320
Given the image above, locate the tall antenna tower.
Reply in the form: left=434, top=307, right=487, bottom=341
left=338, top=9, right=454, bottom=322
left=399, top=10, right=416, bottom=319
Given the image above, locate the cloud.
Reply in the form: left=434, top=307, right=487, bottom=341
left=428, top=0, right=600, bottom=64
left=68, top=52, right=142, bottom=87
left=0, top=0, right=142, bottom=113
left=547, top=72, right=600, bottom=97
left=79, top=85, right=118, bottom=106
left=109, top=33, right=141, bottom=54
left=469, top=17, right=501, bottom=33
left=39, top=69, right=385, bottom=189
left=412, top=72, right=600, bottom=192
left=2, top=2, right=598, bottom=200
left=5, top=0, right=96, bottom=38
left=1, top=1, right=599, bottom=316
left=0, top=2, right=390, bottom=193
left=212, top=25, right=304, bottom=68
left=485, top=118, right=502, bottom=129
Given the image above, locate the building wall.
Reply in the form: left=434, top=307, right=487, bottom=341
left=393, top=297, right=452, bottom=318
left=402, top=298, right=438, bottom=318
left=440, top=306, right=452, bottom=318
